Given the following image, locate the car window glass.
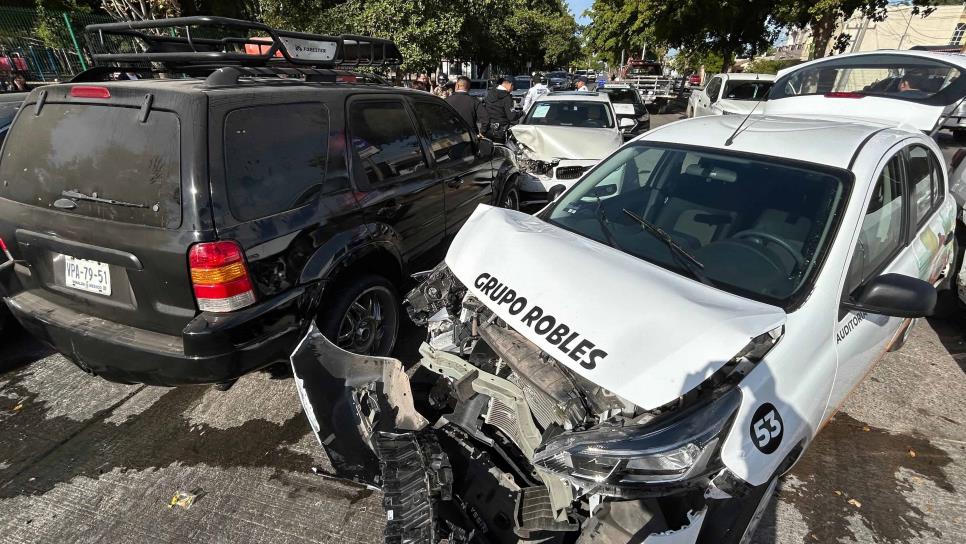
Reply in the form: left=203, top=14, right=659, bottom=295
left=224, top=103, right=330, bottom=221
left=413, top=102, right=474, bottom=163
left=845, top=154, right=905, bottom=294
left=722, top=81, right=773, bottom=101
left=908, top=146, right=941, bottom=227
left=348, top=100, right=428, bottom=187
left=706, top=78, right=722, bottom=101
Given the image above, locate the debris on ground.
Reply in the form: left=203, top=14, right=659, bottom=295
left=168, top=490, right=200, bottom=510
left=847, top=498, right=862, bottom=508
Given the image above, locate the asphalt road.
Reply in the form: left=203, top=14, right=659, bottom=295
left=1, top=112, right=965, bottom=544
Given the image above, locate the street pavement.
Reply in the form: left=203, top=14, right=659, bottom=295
left=1, top=112, right=964, bottom=544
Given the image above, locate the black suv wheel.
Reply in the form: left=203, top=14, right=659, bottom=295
left=500, top=180, right=521, bottom=210
left=319, top=274, right=400, bottom=357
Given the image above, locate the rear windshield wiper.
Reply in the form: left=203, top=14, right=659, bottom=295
left=61, top=189, right=147, bottom=209
left=621, top=208, right=714, bottom=287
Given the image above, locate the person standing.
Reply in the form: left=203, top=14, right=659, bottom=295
left=575, top=77, right=589, bottom=92
left=446, top=76, right=486, bottom=134
left=482, top=77, right=520, bottom=143
left=522, top=74, right=550, bottom=112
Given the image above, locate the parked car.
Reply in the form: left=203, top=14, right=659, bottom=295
left=596, top=82, right=651, bottom=140
left=546, top=70, right=571, bottom=91
left=468, top=78, right=490, bottom=100
left=511, top=74, right=532, bottom=109
left=687, top=72, right=775, bottom=117
left=293, top=109, right=956, bottom=543
left=688, top=73, right=702, bottom=86
left=509, top=92, right=624, bottom=205
left=0, top=18, right=520, bottom=386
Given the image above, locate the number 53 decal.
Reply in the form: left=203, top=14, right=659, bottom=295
left=750, top=403, right=784, bottom=454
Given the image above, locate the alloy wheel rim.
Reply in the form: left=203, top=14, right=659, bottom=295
left=335, top=287, right=396, bottom=355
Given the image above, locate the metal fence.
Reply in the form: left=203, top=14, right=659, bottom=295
left=0, top=7, right=114, bottom=82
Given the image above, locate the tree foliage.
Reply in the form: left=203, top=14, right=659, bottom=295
left=258, top=0, right=580, bottom=73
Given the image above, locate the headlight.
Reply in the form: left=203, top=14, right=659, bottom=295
left=533, top=387, right=742, bottom=496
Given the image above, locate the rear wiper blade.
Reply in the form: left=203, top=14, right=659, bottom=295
left=621, top=208, right=714, bottom=287
left=61, top=189, right=147, bottom=209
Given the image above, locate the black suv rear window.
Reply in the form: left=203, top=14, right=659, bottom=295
left=0, top=103, right=181, bottom=228
left=224, top=103, right=330, bottom=221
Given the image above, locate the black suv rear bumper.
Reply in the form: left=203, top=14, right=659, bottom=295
left=4, top=286, right=314, bottom=386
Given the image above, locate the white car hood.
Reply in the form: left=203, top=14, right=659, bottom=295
left=445, top=206, right=787, bottom=410
left=715, top=99, right=763, bottom=115
left=511, top=124, right=622, bottom=162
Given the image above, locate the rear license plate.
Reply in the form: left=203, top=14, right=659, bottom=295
left=64, top=255, right=111, bottom=296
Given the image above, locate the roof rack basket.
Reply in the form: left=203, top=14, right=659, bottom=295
left=84, top=16, right=403, bottom=70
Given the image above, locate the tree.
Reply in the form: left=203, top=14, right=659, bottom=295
left=101, top=0, right=183, bottom=21
left=773, top=0, right=936, bottom=60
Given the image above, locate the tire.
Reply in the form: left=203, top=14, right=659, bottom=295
left=685, top=104, right=693, bottom=118
left=317, top=274, right=400, bottom=357
left=499, top=180, right=521, bottom=211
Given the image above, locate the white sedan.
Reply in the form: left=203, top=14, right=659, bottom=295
left=291, top=108, right=957, bottom=542
left=687, top=72, right=775, bottom=117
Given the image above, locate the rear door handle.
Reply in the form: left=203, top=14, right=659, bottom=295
left=446, top=176, right=464, bottom=189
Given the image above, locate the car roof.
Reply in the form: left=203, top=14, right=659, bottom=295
left=47, top=76, right=419, bottom=97
left=537, top=92, right=611, bottom=103
left=709, top=72, right=776, bottom=82
left=643, top=114, right=897, bottom=170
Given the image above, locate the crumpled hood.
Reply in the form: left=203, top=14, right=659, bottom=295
left=511, top=124, right=622, bottom=162
left=445, top=206, right=787, bottom=410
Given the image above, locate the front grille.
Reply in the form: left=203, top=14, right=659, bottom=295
left=555, top=166, right=587, bottom=180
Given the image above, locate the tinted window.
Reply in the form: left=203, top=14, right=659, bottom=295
left=845, top=155, right=905, bottom=294
left=705, top=77, right=722, bottom=101
left=722, top=80, right=773, bottom=101
left=525, top=101, right=614, bottom=128
left=349, top=100, right=428, bottom=187
left=224, top=103, right=330, bottom=221
left=907, top=145, right=943, bottom=227
left=771, top=55, right=964, bottom=105
left=514, top=77, right=532, bottom=90
left=547, top=144, right=848, bottom=305
left=599, top=88, right=640, bottom=104
left=413, top=102, right=474, bottom=163
left=0, top=103, right=180, bottom=228
left=470, top=80, right=488, bottom=90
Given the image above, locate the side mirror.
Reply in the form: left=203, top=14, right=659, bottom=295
left=619, top=117, right=635, bottom=129
left=841, top=273, right=937, bottom=318
left=477, top=138, right=494, bottom=158
left=587, top=184, right=617, bottom=198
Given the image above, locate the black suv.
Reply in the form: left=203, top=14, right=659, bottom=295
left=0, top=18, right=520, bottom=385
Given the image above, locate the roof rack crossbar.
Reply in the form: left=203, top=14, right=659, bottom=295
left=85, top=16, right=403, bottom=70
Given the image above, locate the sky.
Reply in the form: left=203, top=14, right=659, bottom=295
left=566, top=0, right=594, bottom=25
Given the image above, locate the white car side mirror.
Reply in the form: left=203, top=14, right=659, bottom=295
left=619, top=118, right=635, bottom=129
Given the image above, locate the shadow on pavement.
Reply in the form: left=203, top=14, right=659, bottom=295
left=927, top=316, right=966, bottom=374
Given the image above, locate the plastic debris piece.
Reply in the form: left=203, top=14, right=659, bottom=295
left=12, top=403, right=23, bottom=412
left=847, top=498, right=862, bottom=508
left=908, top=448, right=917, bottom=458
left=168, top=491, right=198, bottom=510
left=833, top=490, right=842, bottom=496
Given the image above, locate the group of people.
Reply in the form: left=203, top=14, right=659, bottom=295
left=438, top=73, right=592, bottom=144
left=0, top=73, right=29, bottom=93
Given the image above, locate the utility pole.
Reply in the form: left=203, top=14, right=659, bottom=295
left=897, top=6, right=914, bottom=50
left=851, top=16, right=869, bottom=53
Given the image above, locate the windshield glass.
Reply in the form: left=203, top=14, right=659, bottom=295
left=545, top=143, right=849, bottom=305
left=525, top=101, right=614, bottom=128
left=770, top=54, right=966, bottom=105
left=514, top=77, right=532, bottom=90
left=722, top=80, right=773, bottom=100
left=599, top=88, right=640, bottom=104
left=547, top=72, right=567, bottom=79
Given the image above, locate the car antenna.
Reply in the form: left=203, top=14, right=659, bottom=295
left=724, top=99, right=763, bottom=147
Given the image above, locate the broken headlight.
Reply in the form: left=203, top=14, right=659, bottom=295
left=533, top=387, right=742, bottom=495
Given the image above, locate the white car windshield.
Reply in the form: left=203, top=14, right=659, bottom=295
left=545, top=143, right=850, bottom=305
left=770, top=54, right=965, bottom=104
left=524, top=101, right=615, bottom=129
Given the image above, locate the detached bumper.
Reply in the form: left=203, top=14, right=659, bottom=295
left=5, top=285, right=314, bottom=385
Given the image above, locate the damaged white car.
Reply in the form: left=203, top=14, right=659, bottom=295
left=510, top=93, right=624, bottom=205
left=291, top=109, right=955, bottom=543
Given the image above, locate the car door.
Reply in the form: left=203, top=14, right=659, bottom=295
left=830, top=143, right=947, bottom=411
left=346, top=96, right=445, bottom=262
left=409, top=98, right=495, bottom=234
left=696, top=76, right=721, bottom=117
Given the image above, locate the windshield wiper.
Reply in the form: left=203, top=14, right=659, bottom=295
left=61, top=189, right=147, bottom=209
left=594, top=196, right=622, bottom=250
left=621, top=208, right=714, bottom=287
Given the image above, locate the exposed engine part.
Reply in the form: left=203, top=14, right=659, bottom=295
left=378, top=432, right=454, bottom=544
left=406, top=262, right=468, bottom=327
